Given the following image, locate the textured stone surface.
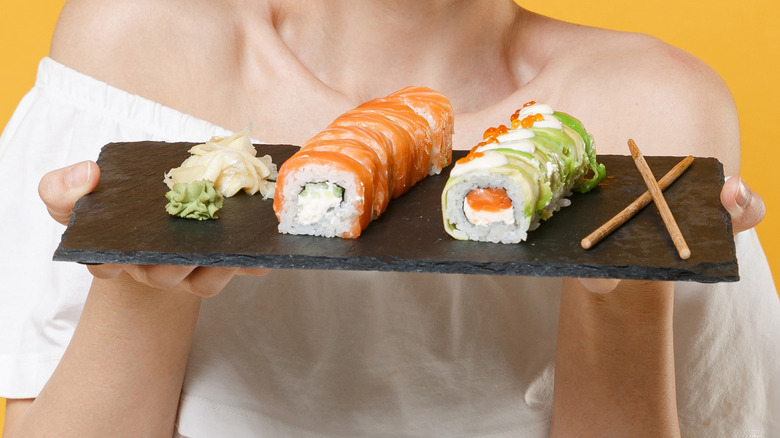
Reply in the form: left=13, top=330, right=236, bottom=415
left=54, top=142, right=738, bottom=283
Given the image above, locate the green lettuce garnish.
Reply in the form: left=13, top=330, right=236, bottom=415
left=165, top=180, right=224, bottom=220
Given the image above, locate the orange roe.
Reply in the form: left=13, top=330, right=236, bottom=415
left=520, top=113, right=544, bottom=128
left=509, top=102, right=540, bottom=128
left=483, top=124, right=509, bottom=141
left=474, top=102, right=541, bottom=148
left=483, top=126, right=499, bottom=140
left=457, top=151, right=485, bottom=165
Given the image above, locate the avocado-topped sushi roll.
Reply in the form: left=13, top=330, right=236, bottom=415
left=441, top=102, right=606, bottom=243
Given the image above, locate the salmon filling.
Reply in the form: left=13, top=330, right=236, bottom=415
left=464, top=187, right=515, bottom=226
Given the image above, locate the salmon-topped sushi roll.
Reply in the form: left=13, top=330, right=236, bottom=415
left=351, top=99, right=434, bottom=176
left=329, top=111, right=416, bottom=198
left=387, top=86, right=454, bottom=173
left=274, top=86, right=454, bottom=238
left=307, top=125, right=395, bottom=197
left=273, top=149, right=375, bottom=239
left=301, top=137, right=389, bottom=219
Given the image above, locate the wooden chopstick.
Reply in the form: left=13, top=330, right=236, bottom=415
left=581, top=154, right=694, bottom=250
left=626, top=139, right=691, bottom=259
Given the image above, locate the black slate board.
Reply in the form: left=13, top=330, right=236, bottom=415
left=53, top=142, right=738, bottom=283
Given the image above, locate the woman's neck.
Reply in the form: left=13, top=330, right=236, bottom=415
left=271, top=0, right=525, bottom=111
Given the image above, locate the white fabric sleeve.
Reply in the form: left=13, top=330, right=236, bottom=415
left=674, top=229, right=780, bottom=436
left=0, top=57, right=230, bottom=398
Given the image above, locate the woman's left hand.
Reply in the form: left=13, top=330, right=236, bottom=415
left=721, top=176, right=766, bottom=234
left=578, top=174, right=765, bottom=294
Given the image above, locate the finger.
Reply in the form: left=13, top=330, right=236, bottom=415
left=38, top=161, right=101, bottom=225
left=566, top=277, right=673, bottom=297
left=721, top=177, right=766, bottom=235
left=87, top=263, right=125, bottom=279
left=574, top=277, right=621, bottom=294
left=125, top=265, right=198, bottom=290
left=236, top=268, right=272, bottom=277
left=182, top=266, right=241, bottom=298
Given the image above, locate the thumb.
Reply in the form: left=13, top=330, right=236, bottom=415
left=38, top=161, right=101, bottom=225
left=721, top=176, right=766, bottom=235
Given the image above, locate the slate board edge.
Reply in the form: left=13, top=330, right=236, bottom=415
left=53, top=247, right=738, bottom=283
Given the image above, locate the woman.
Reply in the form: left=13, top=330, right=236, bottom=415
left=2, top=0, right=777, bottom=436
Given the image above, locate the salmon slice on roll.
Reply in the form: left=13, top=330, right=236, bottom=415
left=273, top=86, right=454, bottom=238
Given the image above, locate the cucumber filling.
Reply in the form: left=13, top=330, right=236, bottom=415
left=297, top=182, right=344, bottom=225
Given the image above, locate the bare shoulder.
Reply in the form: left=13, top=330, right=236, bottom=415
left=52, top=0, right=190, bottom=71
left=533, top=20, right=740, bottom=173
left=49, top=0, right=255, bottom=108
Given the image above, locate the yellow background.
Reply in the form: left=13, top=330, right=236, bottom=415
left=1, top=0, right=779, bottom=431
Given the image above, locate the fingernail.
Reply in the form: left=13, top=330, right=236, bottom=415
left=734, top=178, right=750, bottom=209
left=578, top=277, right=620, bottom=294
left=65, top=161, right=91, bottom=188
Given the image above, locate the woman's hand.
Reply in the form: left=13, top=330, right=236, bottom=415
left=721, top=176, right=766, bottom=235
left=38, top=160, right=269, bottom=297
left=578, top=175, right=766, bottom=295
left=38, top=160, right=101, bottom=225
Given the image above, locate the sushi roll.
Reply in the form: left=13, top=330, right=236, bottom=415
left=441, top=102, right=606, bottom=243
left=273, top=86, right=454, bottom=238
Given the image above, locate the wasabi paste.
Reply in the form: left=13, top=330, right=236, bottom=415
left=165, top=180, right=224, bottom=220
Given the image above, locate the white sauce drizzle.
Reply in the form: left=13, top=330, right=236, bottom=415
left=450, top=150, right=508, bottom=178
left=478, top=139, right=536, bottom=154
left=496, top=128, right=535, bottom=143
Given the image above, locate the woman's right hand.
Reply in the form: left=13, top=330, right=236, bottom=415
left=38, top=160, right=269, bottom=297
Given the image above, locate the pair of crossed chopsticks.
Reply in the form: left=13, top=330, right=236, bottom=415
left=581, top=139, right=692, bottom=260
